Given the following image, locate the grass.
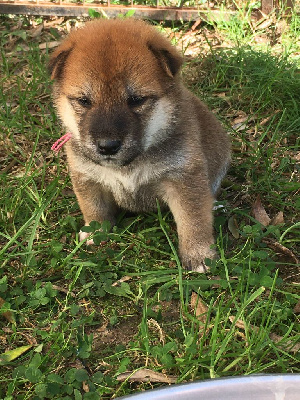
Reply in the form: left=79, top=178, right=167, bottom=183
left=0, top=9, right=299, bottom=400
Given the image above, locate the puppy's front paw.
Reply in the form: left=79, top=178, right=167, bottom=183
left=180, top=244, right=216, bottom=273
left=79, top=230, right=94, bottom=246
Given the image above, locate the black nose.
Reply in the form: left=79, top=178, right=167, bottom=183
left=97, top=139, right=122, bottom=156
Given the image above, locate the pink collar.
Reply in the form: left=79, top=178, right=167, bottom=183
left=51, top=132, right=72, bottom=153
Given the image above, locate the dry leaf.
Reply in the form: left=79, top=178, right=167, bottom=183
left=260, top=110, right=280, bottom=126
left=293, top=300, right=300, bottom=314
left=117, top=369, right=177, bottom=383
left=269, top=333, right=300, bottom=354
left=233, top=115, right=248, bottom=125
left=228, top=216, right=240, bottom=239
left=191, top=19, right=202, bottom=30
left=95, top=322, right=109, bottom=333
left=30, top=23, right=44, bottom=38
left=39, top=41, right=60, bottom=50
left=82, top=381, right=89, bottom=393
left=229, top=316, right=246, bottom=330
left=44, top=17, right=64, bottom=27
left=255, top=18, right=273, bottom=30
left=0, top=297, right=15, bottom=324
left=216, top=92, right=226, bottom=98
left=190, top=292, right=208, bottom=322
left=190, top=292, right=209, bottom=337
left=50, top=284, right=76, bottom=297
left=271, top=211, right=284, bottom=226
left=262, top=239, right=299, bottom=264
left=232, top=122, right=247, bottom=131
left=112, top=276, right=131, bottom=287
left=230, top=316, right=300, bottom=354
left=252, top=195, right=271, bottom=226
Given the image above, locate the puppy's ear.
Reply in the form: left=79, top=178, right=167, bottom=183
left=148, top=43, right=183, bottom=78
left=48, top=47, right=72, bottom=81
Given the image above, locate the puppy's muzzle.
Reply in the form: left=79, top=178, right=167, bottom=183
left=97, top=139, right=122, bottom=156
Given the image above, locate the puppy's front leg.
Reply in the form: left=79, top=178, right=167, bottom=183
left=162, top=179, right=216, bottom=273
left=70, top=171, right=118, bottom=243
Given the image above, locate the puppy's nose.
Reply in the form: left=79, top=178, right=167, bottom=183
left=97, top=139, right=122, bottom=156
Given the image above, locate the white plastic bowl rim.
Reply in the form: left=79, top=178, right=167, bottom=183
left=117, top=374, right=300, bottom=400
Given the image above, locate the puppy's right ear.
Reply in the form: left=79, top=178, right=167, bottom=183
left=48, top=47, right=72, bottom=81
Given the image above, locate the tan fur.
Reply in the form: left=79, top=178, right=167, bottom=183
left=49, top=18, right=231, bottom=272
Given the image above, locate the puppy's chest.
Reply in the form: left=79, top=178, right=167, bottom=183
left=88, top=163, right=160, bottom=211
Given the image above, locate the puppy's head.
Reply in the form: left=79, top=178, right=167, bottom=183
left=49, top=19, right=183, bottom=167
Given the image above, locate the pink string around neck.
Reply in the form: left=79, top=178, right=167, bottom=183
left=51, top=132, right=72, bottom=153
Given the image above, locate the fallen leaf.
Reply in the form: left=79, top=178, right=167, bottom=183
left=112, top=276, right=131, bottom=287
left=95, top=322, right=109, bottom=333
left=232, top=122, right=247, bottom=131
left=216, top=92, right=227, bottom=97
left=228, top=216, right=240, bottom=239
left=44, top=17, right=64, bottom=27
left=82, top=381, right=89, bottom=393
left=252, top=195, right=271, bottom=226
left=233, top=115, right=248, bottom=125
left=0, top=345, right=32, bottom=365
left=254, top=18, right=273, bottom=30
left=293, top=300, right=300, bottom=314
left=0, top=297, right=15, bottom=324
left=29, top=23, right=44, bottom=38
left=39, top=41, right=60, bottom=50
left=191, top=19, right=202, bottom=30
left=191, top=292, right=209, bottom=337
left=229, top=316, right=246, bottom=330
left=230, top=316, right=300, bottom=354
left=269, top=333, right=300, bottom=354
left=190, top=292, right=208, bottom=322
left=117, top=369, right=177, bottom=383
left=260, top=110, right=280, bottom=126
left=271, top=211, right=284, bottom=225
left=232, top=114, right=255, bottom=128
left=50, top=284, right=76, bottom=297
left=262, top=239, right=299, bottom=264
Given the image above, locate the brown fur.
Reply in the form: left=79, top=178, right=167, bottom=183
left=49, top=18, right=231, bottom=272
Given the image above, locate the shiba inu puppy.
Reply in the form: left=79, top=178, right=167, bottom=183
left=49, top=18, right=230, bottom=272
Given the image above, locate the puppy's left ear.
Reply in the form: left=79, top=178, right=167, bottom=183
left=148, top=42, right=183, bottom=78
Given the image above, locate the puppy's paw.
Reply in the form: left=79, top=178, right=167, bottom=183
left=79, top=230, right=94, bottom=246
left=180, top=245, right=216, bottom=273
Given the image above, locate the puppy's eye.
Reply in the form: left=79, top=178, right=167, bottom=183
left=127, top=96, right=147, bottom=108
left=77, top=97, right=92, bottom=108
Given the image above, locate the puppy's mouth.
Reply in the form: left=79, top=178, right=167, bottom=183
left=105, top=154, right=138, bottom=167
left=80, top=144, right=140, bottom=168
